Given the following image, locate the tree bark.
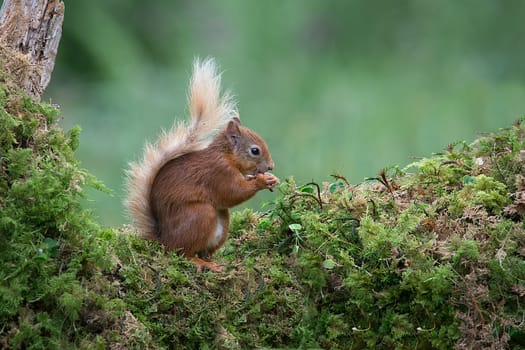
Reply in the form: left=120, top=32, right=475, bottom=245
left=0, top=0, right=64, bottom=101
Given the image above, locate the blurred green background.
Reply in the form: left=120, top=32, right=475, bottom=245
left=44, top=0, right=525, bottom=226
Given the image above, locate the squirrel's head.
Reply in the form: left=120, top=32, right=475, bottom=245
left=224, top=117, right=274, bottom=176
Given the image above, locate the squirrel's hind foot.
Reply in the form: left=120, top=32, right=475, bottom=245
left=191, top=257, right=224, bottom=273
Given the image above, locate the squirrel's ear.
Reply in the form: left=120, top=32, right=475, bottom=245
left=231, top=115, right=242, bottom=125
left=226, top=120, right=241, bottom=149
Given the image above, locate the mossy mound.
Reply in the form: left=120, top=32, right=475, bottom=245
left=1, top=87, right=524, bottom=349
left=0, top=88, right=105, bottom=348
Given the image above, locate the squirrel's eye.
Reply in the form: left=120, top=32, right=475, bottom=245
left=250, top=146, right=260, bottom=156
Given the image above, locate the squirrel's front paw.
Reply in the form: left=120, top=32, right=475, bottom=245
left=262, top=173, right=279, bottom=192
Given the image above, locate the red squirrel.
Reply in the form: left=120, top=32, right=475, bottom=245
left=125, top=58, right=279, bottom=272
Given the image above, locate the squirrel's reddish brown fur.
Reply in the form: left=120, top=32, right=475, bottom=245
left=125, top=58, right=278, bottom=272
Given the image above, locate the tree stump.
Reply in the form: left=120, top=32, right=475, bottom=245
left=0, top=0, right=65, bottom=101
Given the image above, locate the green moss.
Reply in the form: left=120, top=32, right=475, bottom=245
left=1, top=83, right=524, bottom=348
left=0, top=87, right=112, bottom=348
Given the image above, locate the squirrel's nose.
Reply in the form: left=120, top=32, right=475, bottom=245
left=258, top=161, right=273, bottom=173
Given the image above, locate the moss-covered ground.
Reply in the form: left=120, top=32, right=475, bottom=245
left=0, top=86, right=524, bottom=349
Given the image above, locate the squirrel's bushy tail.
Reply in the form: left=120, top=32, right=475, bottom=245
left=125, top=58, right=237, bottom=236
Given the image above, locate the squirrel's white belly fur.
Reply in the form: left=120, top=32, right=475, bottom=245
left=207, top=219, right=224, bottom=249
